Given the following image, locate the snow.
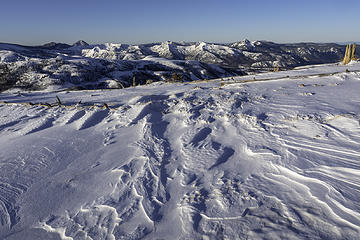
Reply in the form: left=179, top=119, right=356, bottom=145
left=231, top=39, right=255, bottom=49
left=1, top=62, right=360, bottom=239
left=0, top=51, right=26, bottom=63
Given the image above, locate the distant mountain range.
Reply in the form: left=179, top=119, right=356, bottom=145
left=0, top=40, right=355, bottom=92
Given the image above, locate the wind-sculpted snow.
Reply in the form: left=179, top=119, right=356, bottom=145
left=0, top=62, right=360, bottom=239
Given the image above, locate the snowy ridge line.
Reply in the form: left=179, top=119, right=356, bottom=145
left=51, top=87, right=126, bottom=94
left=0, top=100, right=114, bottom=111
left=179, top=64, right=360, bottom=87
left=221, top=68, right=360, bottom=86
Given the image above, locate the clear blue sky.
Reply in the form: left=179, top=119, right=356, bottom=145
left=1, top=0, right=359, bottom=45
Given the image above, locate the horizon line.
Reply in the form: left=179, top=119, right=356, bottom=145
left=1, top=39, right=359, bottom=47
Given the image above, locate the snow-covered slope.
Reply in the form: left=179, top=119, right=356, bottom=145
left=1, top=40, right=352, bottom=92
left=0, top=43, right=245, bottom=92
left=0, top=62, right=360, bottom=239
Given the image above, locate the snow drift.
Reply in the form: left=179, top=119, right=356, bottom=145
left=0, top=62, right=360, bottom=239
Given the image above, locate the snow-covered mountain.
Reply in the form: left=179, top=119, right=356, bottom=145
left=80, top=40, right=347, bottom=69
left=0, top=41, right=246, bottom=92
left=0, top=40, right=353, bottom=92
left=0, top=61, right=360, bottom=239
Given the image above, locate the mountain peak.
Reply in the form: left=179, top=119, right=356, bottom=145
left=41, top=42, right=71, bottom=49
left=73, top=40, right=89, bottom=46
left=241, top=39, right=251, bottom=44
